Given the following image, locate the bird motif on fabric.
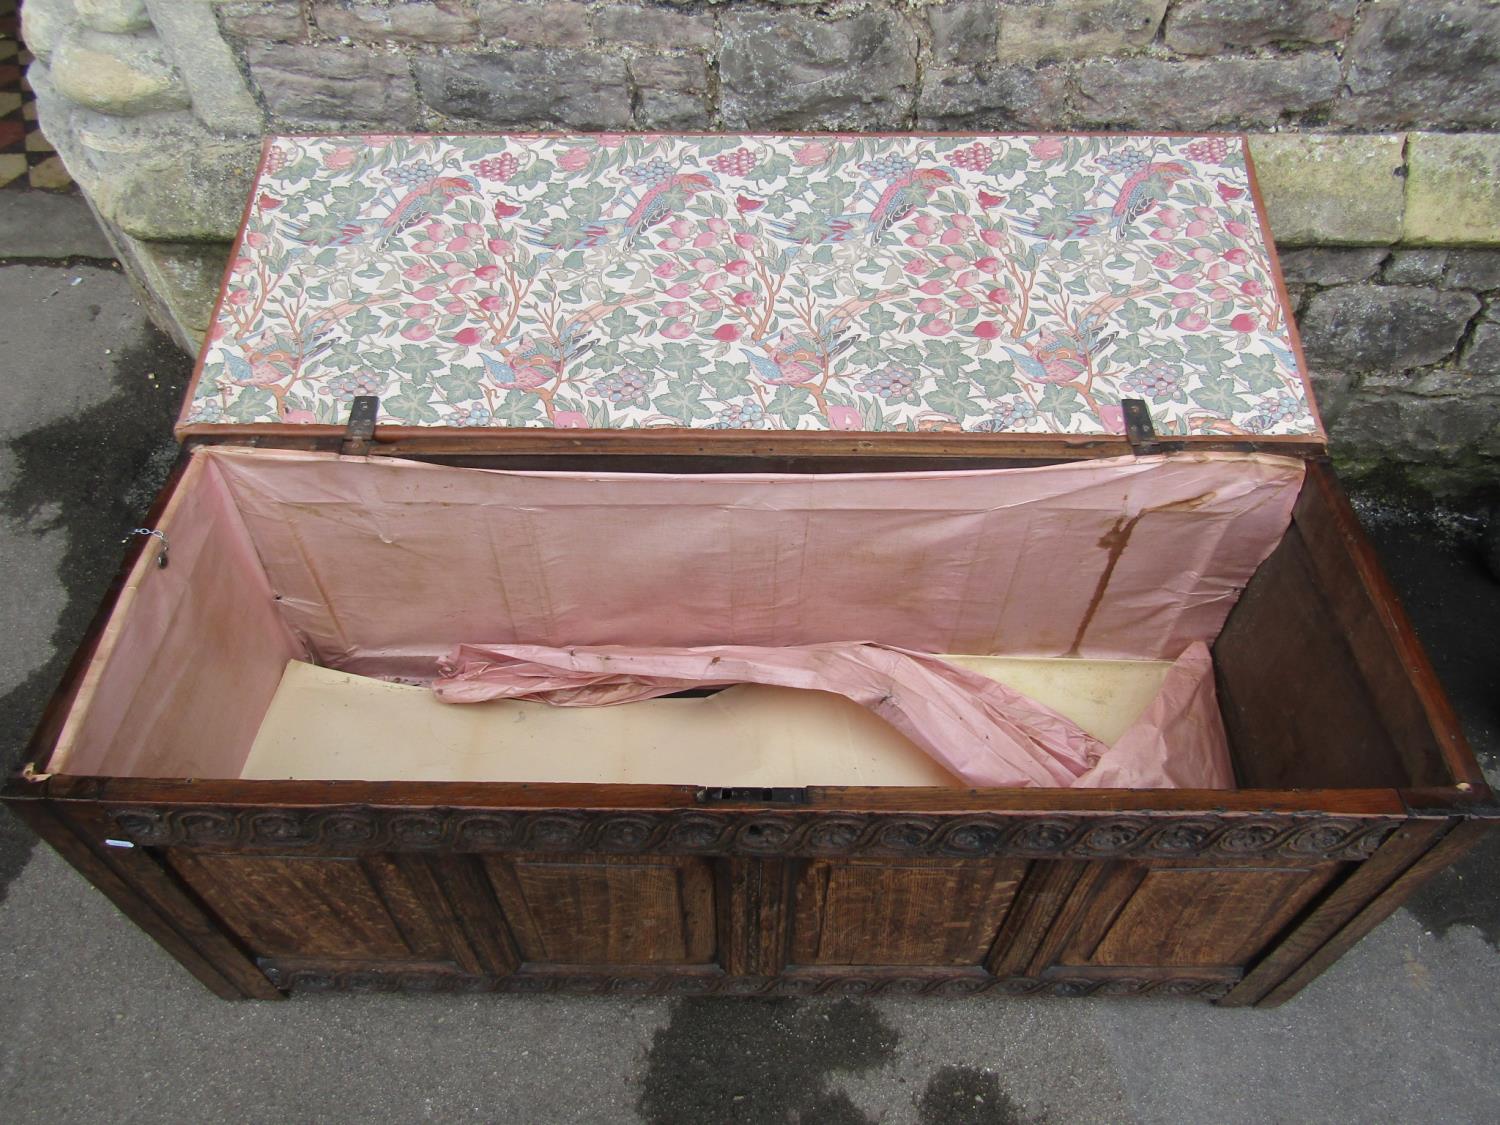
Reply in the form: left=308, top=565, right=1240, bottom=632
left=765, top=213, right=860, bottom=246
left=1102, top=157, right=1191, bottom=233
left=220, top=298, right=375, bottom=387
left=290, top=170, right=480, bottom=248
left=1016, top=151, right=1190, bottom=241
left=999, top=313, right=1118, bottom=385
left=523, top=218, right=626, bottom=252
left=480, top=322, right=594, bottom=391
left=526, top=168, right=719, bottom=251
left=863, top=167, right=957, bottom=244
left=747, top=325, right=857, bottom=386
left=624, top=172, right=718, bottom=239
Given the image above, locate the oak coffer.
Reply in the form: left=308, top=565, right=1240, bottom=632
left=5, top=133, right=1491, bottom=1005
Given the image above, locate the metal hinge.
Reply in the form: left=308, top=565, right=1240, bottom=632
left=1121, top=398, right=1160, bottom=454
left=342, top=395, right=379, bottom=456
left=696, top=786, right=810, bottom=805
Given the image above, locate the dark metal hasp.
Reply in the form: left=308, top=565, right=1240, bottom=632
left=342, top=396, right=379, bottom=455
left=697, top=786, right=810, bottom=805
left=1121, top=398, right=1158, bottom=452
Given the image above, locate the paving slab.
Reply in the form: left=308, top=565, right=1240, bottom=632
left=0, top=190, right=113, bottom=260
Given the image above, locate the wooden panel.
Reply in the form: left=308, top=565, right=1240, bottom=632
left=1255, top=819, right=1491, bottom=1007
left=1215, top=461, right=1472, bottom=790
left=717, top=859, right=794, bottom=977
left=1214, top=524, right=1412, bottom=788
left=1295, top=462, right=1481, bottom=787
left=1221, top=819, right=1449, bottom=1007
left=167, top=851, right=446, bottom=961
left=790, top=858, right=1025, bottom=966
left=1082, top=866, right=1339, bottom=968
left=985, top=860, right=1090, bottom=977
left=482, top=854, right=716, bottom=964
left=7, top=799, right=280, bottom=1000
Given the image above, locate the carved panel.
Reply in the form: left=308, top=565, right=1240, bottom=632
left=1081, top=866, right=1340, bottom=968
left=790, top=858, right=1025, bottom=966
left=482, top=853, right=716, bottom=964
left=167, top=851, right=448, bottom=960
left=109, top=806, right=1400, bottom=863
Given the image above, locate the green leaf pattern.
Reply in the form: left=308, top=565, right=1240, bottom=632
left=192, top=134, right=1315, bottom=438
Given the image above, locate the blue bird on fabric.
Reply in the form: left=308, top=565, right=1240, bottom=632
left=999, top=313, right=1118, bottom=385
left=479, top=321, right=594, bottom=390
left=289, top=175, right=481, bottom=248
left=1016, top=159, right=1191, bottom=242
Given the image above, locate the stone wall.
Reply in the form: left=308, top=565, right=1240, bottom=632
left=19, top=0, right=1500, bottom=498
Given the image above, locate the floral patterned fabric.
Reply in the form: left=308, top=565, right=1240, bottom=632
left=187, top=133, right=1319, bottom=438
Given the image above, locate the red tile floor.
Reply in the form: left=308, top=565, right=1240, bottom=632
left=1, top=0, right=73, bottom=190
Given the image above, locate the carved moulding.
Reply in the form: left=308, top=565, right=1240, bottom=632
left=106, top=805, right=1400, bottom=863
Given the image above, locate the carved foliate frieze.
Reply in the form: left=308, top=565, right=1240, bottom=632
left=107, top=805, right=1400, bottom=862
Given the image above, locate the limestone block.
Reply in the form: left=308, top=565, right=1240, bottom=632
left=1335, top=0, right=1500, bottom=129
left=1334, top=386, right=1500, bottom=487
left=75, top=0, right=151, bottom=34
left=214, top=1, right=308, bottom=42
left=1461, top=311, right=1500, bottom=377
left=1248, top=134, right=1406, bottom=246
left=20, top=0, right=77, bottom=64
left=592, top=5, right=714, bottom=50
left=1404, top=133, right=1500, bottom=246
left=635, top=89, right=711, bottom=130
left=916, top=64, right=1068, bottom=129
left=244, top=43, right=421, bottom=127
left=312, top=1, right=478, bottom=45
left=629, top=54, right=709, bottom=95
left=106, top=223, right=231, bottom=352
left=51, top=29, right=192, bottom=116
left=1277, top=248, right=1387, bottom=287
left=928, top=1, right=999, bottom=67
left=145, top=0, right=264, bottom=135
left=31, top=64, right=259, bottom=241
left=1444, top=250, right=1500, bottom=291
left=1382, top=250, right=1448, bottom=286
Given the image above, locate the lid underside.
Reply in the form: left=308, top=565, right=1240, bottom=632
left=180, top=132, right=1324, bottom=452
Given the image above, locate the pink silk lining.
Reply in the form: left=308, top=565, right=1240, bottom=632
left=433, top=641, right=1233, bottom=789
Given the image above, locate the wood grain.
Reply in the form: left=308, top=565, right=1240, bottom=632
left=790, top=858, right=1025, bottom=966
left=482, top=853, right=716, bottom=964
left=1220, top=818, right=1450, bottom=1007
left=1215, top=523, right=1415, bottom=788
left=1084, top=866, right=1339, bottom=967
left=717, top=858, right=793, bottom=976
left=1255, top=819, right=1493, bottom=1007
left=1298, top=462, right=1486, bottom=788
left=167, top=852, right=430, bottom=960
left=6, top=799, right=278, bottom=1000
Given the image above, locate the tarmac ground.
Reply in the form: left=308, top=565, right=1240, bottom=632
left=1, top=191, right=1497, bottom=1125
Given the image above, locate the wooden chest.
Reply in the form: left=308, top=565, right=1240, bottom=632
left=4, top=133, right=1491, bottom=1005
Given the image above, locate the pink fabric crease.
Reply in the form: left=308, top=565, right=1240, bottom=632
left=433, top=641, right=1233, bottom=789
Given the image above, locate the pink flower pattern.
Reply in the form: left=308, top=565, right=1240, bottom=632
left=188, top=134, right=1316, bottom=437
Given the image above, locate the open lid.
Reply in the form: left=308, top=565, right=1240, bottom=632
left=179, top=132, right=1325, bottom=459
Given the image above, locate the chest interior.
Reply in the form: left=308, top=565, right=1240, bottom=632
left=39, top=443, right=1464, bottom=793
